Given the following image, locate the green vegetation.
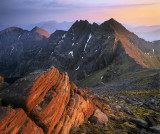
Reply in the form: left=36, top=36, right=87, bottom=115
left=100, top=89, right=160, bottom=98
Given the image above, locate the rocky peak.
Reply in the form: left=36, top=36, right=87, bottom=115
left=31, top=26, right=50, bottom=38
left=31, top=26, right=39, bottom=31
left=69, top=20, right=91, bottom=33
left=73, top=20, right=90, bottom=27
left=100, top=18, right=129, bottom=35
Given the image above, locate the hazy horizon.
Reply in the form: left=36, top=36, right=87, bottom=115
left=0, top=0, right=160, bottom=26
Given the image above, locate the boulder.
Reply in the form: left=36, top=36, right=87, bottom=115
left=140, top=129, right=147, bottom=134
left=120, top=104, right=132, bottom=114
left=89, top=109, right=108, bottom=126
left=145, top=116, right=157, bottom=126
left=149, top=126, right=160, bottom=133
left=129, top=118, right=149, bottom=128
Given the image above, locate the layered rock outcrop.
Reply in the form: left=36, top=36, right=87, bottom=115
left=0, top=107, right=44, bottom=134
left=0, top=67, right=102, bottom=134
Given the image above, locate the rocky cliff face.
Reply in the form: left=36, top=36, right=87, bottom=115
left=0, top=19, right=160, bottom=86
left=0, top=67, right=103, bottom=134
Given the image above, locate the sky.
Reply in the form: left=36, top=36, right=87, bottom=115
left=0, top=0, right=160, bottom=26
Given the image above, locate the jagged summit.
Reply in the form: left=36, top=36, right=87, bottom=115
left=31, top=26, right=50, bottom=38
left=101, top=18, right=129, bottom=34
left=31, top=26, right=40, bottom=31
left=74, top=20, right=89, bottom=25
left=70, top=20, right=91, bottom=31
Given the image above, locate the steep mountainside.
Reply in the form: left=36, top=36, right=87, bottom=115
left=0, top=27, right=49, bottom=77
left=0, top=19, right=160, bottom=87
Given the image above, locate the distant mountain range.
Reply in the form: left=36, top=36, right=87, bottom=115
left=125, top=25, right=160, bottom=41
left=0, top=18, right=160, bottom=88
left=1, top=21, right=159, bottom=41
left=0, top=21, right=74, bottom=34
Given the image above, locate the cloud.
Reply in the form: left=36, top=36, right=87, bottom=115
left=0, top=0, right=159, bottom=25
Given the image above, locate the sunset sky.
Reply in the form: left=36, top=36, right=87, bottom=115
left=0, top=0, right=160, bottom=25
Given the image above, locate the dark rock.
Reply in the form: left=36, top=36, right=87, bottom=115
left=125, top=97, right=143, bottom=105
left=149, top=126, right=160, bottom=133
left=145, top=116, right=157, bottom=126
left=140, top=129, right=147, bottom=134
left=120, top=104, right=132, bottom=114
left=129, top=118, right=149, bottom=128
left=0, top=82, right=8, bottom=90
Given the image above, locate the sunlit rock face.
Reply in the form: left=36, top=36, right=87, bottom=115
left=0, top=107, right=44, bottom=134
left=0, top=67, right=103, bottom=134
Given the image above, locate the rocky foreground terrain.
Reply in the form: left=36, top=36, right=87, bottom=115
left=0, top=67, right=160, bottom=134
left=0, top=67, right=109, bottom=134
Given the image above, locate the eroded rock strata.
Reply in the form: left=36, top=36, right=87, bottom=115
left=0, top=107, right=44, bottom=134
left=0, top=67, right=103, bottom=134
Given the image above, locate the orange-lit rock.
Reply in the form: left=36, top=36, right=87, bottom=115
left=0, top=76, right=4, bottom=83
left=0, top=67, right=100, bottom=134
left=32, top=26, right=50, bottom=38
left=0, top=107, right=44, bottom=134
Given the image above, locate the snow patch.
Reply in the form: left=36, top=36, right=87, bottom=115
left=72, top=43, right=75, bottom=46
left=51, top=52, right=54, bottom=55
left=38, top=48, right=42, bottom=54
left=84, top=33, right=92, bottom=51
left=58, top=40, right=63, bottom=44
left=82, top=57, right=83, bottom=59
left=95, top=50, right=97, bottom=52
left=75, top=66, right=80, bottom=71
left=69, top=51, right=73, bottom=56
left=10, top=46, right=14, bottom=55
left=34, top=70, right=48, bottom=74
left=72, top=28, right=74, bottom=40
left=18, top=35, right=21, bottom=40
left=62, top=34, right=66, bottom=39
left=145, top=52, right=150, bottom=55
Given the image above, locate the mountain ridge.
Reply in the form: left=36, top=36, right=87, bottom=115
left=0, top=18, right=160, bottom=87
